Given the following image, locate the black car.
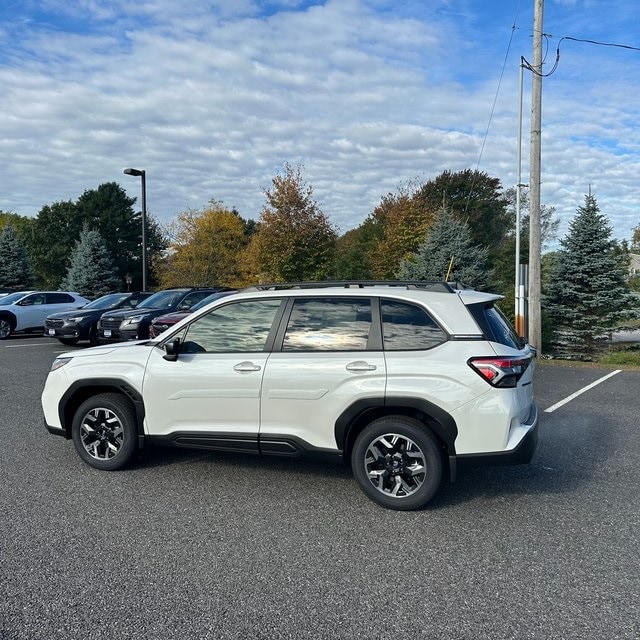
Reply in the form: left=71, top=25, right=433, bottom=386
left=45, top=292, right=152, bottom=346
left=97, top=288, right=224, bottom=343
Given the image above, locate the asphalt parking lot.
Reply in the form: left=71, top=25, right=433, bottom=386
left=1, top=335, right=639, bottom=640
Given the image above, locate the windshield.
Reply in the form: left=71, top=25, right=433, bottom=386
left=135, top=290, right=185, bottom=310
left=189, top=291, right=236, bottom=312
left=0, top=292, right=30, bottom=305
left=83, top=293, right=131, bottom=310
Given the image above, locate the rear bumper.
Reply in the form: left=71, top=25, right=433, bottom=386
left=457, top=403, right=539, bottom=468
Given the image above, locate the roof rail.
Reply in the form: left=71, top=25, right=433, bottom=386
left=242, top=280, right=472, bottom=293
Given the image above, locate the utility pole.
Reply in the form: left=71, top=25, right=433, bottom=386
left=528, top=0, right=544, bottom=351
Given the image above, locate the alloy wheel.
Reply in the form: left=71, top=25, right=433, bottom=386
left=79, top=407, right=124, bottom=461
left=363, top=433, right=427, bottom=498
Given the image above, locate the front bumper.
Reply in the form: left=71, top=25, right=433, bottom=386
left=46, top=326, right=83, bottom=340
left=98, top=327, right=139, bottom=342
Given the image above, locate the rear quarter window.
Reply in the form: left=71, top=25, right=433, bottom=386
left=381, top=300, right=447, bottom=350
left=482, top=305, right=522, bottom=349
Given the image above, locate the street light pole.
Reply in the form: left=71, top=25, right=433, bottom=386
left=123, top=168, right=147, bottom=291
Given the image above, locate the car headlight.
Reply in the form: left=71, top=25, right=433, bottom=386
left=122, top=315, right=146, bottom=327
left=51, top=357, right=72, bottom=371
left=64, top=317, right=84, bottom=324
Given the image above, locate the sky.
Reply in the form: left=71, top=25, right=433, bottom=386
left=1, top=0, right=639, bottom=244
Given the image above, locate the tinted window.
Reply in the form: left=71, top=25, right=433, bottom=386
left=485, top=305, right=521, bottom=349
left=47, top=293, right=73, bottom=304
left=381, top=300, right=446, bottom=350
left=282, top=298, right=371, bottom=352
left=181, top=299, right=282, bottom=353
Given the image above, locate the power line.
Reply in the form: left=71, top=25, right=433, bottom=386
left=462, top=2, right=523, bottom=218
left=523, top=35, right=640, bottom=77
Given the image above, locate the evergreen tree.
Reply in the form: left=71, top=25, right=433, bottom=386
left=545, top=194, right=634, bottom=359
left=396, top=207, right=489, bottom=289
left=60, top=225, right=121, bottom=298
left=0, top=224, right=35, bottom=289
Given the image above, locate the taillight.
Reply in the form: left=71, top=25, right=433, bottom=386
left=467, top=356, right=531, bottom=388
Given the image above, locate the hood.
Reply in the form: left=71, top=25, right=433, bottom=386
left=100, top=307, right=165, bottom=321
left=58, top=339, right=151, bottom=359
left=152, top=310, right=192, bottom=324
left=47, top=308, right=103, bottom=320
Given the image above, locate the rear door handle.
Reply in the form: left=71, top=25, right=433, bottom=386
left=234, top=361, right=261, bottom=372
left=346, top=361, right=377, bottom=372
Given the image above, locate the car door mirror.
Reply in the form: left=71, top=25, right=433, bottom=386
left=163, top=338, right=181, bottom=362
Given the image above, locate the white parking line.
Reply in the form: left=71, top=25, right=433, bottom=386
left=4, top=342, right=58, bottom=348
left=544, top=369, right=622, bottom=413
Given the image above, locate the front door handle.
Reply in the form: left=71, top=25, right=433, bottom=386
left=233, top=361, right=261, bottom=372
left=346, top=361, right=377, bottom=372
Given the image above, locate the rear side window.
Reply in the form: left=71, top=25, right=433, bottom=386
left=483, top=305, right=522, bottom=349
left=381, top=300, right=446, bottom=350
left=47, top=293, right=74, bottom=304
left=282, top=297, right=372, bottom=351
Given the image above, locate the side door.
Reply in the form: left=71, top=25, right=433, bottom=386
left=14, top=292, right=47, bottom=330
left=142, top=297, right=284, bottom=452
left=259, top=296, right=386, bottom=453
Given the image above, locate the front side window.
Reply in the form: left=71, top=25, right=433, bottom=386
left=381, top=300, right=446, bottom=350
left=23, top=293, right=46, bottom=305
left=282, top=297, right=372, bottom=351
left=180, top=299, right=282, bottom=353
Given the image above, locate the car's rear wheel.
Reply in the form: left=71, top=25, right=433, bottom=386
left=351, top=416, right=443, bottom=510
left=71, top=393, right=137, bottom=470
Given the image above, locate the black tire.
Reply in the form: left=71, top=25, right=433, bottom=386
left=71, top=393, right=138, bottom=470
left=0, top=316, right=13, bottom=340
left=351, top=416, right=443, bottom=511
left=88, top=323, right=98, bottom=346
left=58, top=337, right=80, bottom=346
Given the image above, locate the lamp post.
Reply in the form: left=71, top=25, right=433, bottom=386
left=123, top=168, right=147, bottom=291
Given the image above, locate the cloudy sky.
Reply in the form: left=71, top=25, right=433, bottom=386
left=1, top=0, right=639, bottom=243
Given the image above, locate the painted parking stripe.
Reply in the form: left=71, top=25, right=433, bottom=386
left=4, top=342, right=59, bottom=348
left=3, top=342, right=53, bottom=349
left=544, top=370, right=622, bottom=413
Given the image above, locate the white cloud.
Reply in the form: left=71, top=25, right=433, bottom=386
left=0, top=0, right=639, bottom=243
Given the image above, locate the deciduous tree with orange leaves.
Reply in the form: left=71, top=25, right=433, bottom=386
left=246, top=163, right=337, bottom=282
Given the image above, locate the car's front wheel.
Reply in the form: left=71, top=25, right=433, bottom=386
left=351, top=416, right=443, bottom=510
left=71, top=393, right=137, bottom=470
left=0, top=317, right=13, bottom=339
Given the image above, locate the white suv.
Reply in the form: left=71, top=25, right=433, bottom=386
left=42, top=282, right=538, bottom=510
left=0, top=291, right=91, bottom=339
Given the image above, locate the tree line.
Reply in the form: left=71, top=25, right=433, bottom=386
left=1, top=162, right=638, bottom=357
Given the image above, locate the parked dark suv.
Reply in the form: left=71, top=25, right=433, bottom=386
left=45, top=292, right=151, bottom=346
left=97, top=288, right=223, bottom=342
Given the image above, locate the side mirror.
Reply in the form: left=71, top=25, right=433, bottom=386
left=163, top=338, right=181, bottom=362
